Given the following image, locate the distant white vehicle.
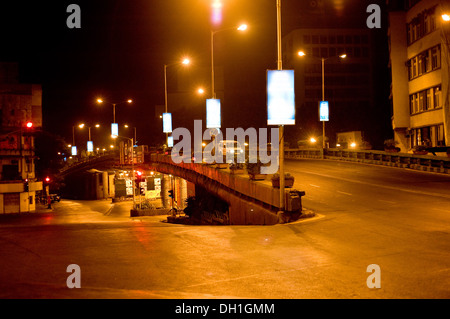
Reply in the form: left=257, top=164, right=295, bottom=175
left=217, top=140, right=244, bottom=157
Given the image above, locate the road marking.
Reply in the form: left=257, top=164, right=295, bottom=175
left=309, top=184, right=321, bottom=188
left=337, top=191, right=352, bottom=196
left=296, top=169, right=450, bottom=200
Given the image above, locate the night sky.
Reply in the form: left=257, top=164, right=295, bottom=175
left=0, top=0, right=390, bottom=149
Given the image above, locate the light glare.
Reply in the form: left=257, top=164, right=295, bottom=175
left=237, top=24, right=248, bottom=31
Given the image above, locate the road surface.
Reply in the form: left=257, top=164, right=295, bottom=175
left=1, top=159, right=450, bottom=299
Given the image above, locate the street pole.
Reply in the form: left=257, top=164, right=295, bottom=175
left=113, top=103, right=116, bottom=124
left=130, top=137, right=136, bottom=209
left=277, top=0, right=285, bottom=212
left=164, top=64, right=169, bottom=146
left=211, top=30, right=215, bottom=99
left=322, top=57, right=326, bottom=149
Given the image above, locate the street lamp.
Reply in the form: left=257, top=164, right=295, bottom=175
left=442, top=14, right=450, bottom=22
left=297, top=50, right=347, bottom=148
left=78, top=123, right=101, bottom=154
left=163, top=57, right=191, bottom=145
left=164, top=58, right=191, bottom=114
left=124, top=124, right=137, bottom=145
left=210, top=23, right=248, bottom=98
left=96, top=98, right=132, bottom=125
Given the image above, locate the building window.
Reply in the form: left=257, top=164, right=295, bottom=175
left=431, top=45, right=440, bottom=69
left=312, top=47, right=320, bottom=57
left=437, top=124, right=445, bottom=146
left=426, top=88, right=432, bottom=110
left=408, top=45, right=440, bottom=80
left=303, top=35, right=311, bottom=44
left=433, top=86, right=441, bottom=108
left=410, top=85, right=442, bottom=115
left=329, top=47, right=336, bottom=57
left=407, top=6, right=437, bottom=45
left=418, top=91, right=425, bottom=112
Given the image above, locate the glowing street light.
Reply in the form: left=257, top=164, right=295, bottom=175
left=210, top=24, right=248, bottom=98
left=163, top=57, right=191, bottom=146
left=96, top=98, right=132, bottom=124
left=297, top=50, right=347, bottom=149
left=442, top=14, right=450, bottom=22
left=78, top=123, right=100, bottom=153
left=164, top=57, right=191, bottom=113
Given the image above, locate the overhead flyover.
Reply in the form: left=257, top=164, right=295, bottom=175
left=146, top=153, right=306, bottom=225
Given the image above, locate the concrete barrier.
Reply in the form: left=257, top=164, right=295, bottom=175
left=147, top=154, right=306, bottom=225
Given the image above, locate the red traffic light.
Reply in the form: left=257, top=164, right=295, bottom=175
left=26, top=121, right=33, bottom=128
left=45, top=177, right=50, bottom=183
left=136, top=171, right=143, bottom=176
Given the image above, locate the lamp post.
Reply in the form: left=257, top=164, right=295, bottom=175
left=96, top=98, right=132, bottom=137
left=276, top=0, right=285, bottom=212
left=78, top=123, right=101, bottom=154
left=163, top=57, right=190, bottom=145
left=113, top=135, right=136, bottom=208
left=298, top=51, right=347, bottom=148
left=124, top=124, right=137, bottom=145
left=210, top=24, right=247, bottom=99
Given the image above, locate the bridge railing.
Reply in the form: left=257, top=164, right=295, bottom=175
left=285, top=148, right=450, bottom=174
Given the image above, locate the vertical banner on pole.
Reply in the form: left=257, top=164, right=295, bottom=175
left=87, top=141, right=94, bottom=152
left=267, top=70, right=295, bottom=125
left=162, top=113, right=172, bottom=133
left=111, top=123, right=119, bottom=137
left=167, top=135, right=174, bottom=148
left=71, top=146, right=77, bottom=156
left=206, top=99, right=221, bottom=128
left=319, top=101, right=329, bottom=121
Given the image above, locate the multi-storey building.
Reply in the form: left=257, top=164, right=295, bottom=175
left=388, top=0, right=449, bottom=152
left=0, top=62, right=42, bottom=213
left=282, top=27, right=376, bottom=147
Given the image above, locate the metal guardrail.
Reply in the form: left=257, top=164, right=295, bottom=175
left=285, top=148, right=450, bottom=174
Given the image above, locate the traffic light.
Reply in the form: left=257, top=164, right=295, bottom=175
left=168, top=190, right=174, bottom=198
left=25, top=121, right=33, bottom=128
left=24, top=179, right=29, bottom=192
left=45, top=177, right=50, bottom=183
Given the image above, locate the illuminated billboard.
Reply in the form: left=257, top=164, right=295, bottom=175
left=167, top=135, right=174, bottom=147
left=71, top=146, right=77, bottom=156
left=319, top=101, right=329, bottom=121
left=206, top=99, right=221, bottom=128
left=162, top=113, right=172, bottom=133
left=267, top=70, right=295, bottom=125
left=87, top=141, right=94, bottom=152
left=111, top=123, right=119, bottom=137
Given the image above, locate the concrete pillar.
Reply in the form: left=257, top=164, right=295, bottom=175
left=102, top=171, right=108, bottom=199
left=161, top=174, right=172, bottom=209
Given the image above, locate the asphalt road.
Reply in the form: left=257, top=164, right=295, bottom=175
left=1, top=159, right=450, bottom=299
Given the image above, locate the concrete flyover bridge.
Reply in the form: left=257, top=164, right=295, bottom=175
left=145, top=153, right=306, bottom=225
left=58, top=151, right=120, bottom=200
